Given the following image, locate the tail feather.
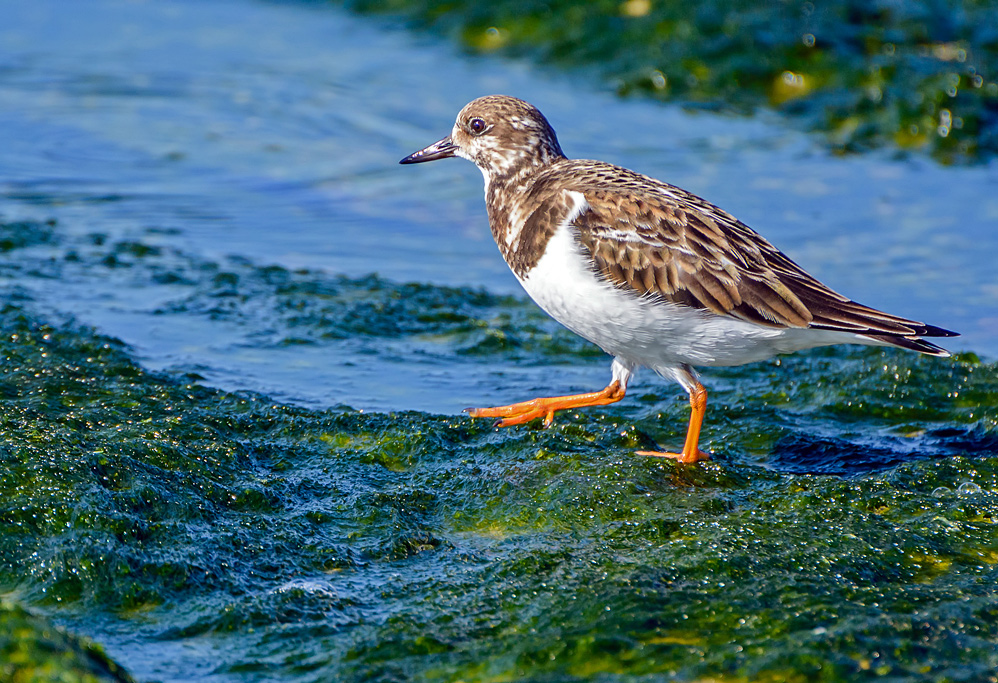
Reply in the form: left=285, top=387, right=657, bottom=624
left=805, top=298, right=959, bottom=357
left=862, top=333, right=954, bottom=357
left=918, top=323, right=960, bottom=338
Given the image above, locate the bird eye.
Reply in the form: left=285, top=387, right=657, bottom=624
left=468, top=117, right=487, bottom=134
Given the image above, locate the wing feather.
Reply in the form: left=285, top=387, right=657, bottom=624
left=541, top=160, right=956, bottom=347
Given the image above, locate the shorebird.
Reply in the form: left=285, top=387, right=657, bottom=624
left=400, top=95, right=956, bottom=463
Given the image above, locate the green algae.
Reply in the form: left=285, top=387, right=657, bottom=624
left=0, top=217, right=602, bottom=374
left=338, top=0, right=998, bottom=164
left=2, top=1, right=996, bottom=676
left=2, top=292, right=998, bottom=680
left=0, top=600, right=134, bottom=683
left=2, top=217, right=998, bottom=682
left=0, top=220, right=55, bottom=253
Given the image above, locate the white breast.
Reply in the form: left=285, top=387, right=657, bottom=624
left=515, top=192, right=869, bottom=371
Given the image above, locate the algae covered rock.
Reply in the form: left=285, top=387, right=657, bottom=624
left=0, top=600, right=134, bottom=683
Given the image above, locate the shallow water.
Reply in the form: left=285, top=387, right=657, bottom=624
left=2, top=0, right=998, bottom=681
left=2, top=0, right=996, bottom=416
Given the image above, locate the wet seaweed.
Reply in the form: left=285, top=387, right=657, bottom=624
left=2, top=283, right=997, bottom=680
left=339, top=0, right=998, bottom=164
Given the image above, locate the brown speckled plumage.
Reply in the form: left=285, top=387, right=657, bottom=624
left=432, top=96, right=955, bottom=354
left=400, top=94, right=957, bottom=462
left=539, top=159, right=954, bottom=353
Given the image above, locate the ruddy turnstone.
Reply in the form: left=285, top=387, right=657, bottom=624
left=400, top=95, right=957, bottom=463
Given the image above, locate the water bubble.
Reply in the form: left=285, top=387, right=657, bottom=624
left=957, top=482, right=982, bottom=496
left=782, top=71, right=804, bottom=87
left=938, top=109, right=952, bottom=137
left=802, top=33, right=815, bottom=48
left=932, top=486, right=951, bottom=496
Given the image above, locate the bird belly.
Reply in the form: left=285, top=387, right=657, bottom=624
left=516, top=223, right=866, bottom=369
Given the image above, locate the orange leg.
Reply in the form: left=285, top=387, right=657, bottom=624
left=466, top=381, right=626, bottom=428
left=636, top=382, right=710, bottom=464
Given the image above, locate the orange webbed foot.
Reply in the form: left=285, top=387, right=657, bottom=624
left=466, top=381, right=626, bottom=428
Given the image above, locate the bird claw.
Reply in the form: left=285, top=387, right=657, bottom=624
left=635, top=449, right=710, bottom=464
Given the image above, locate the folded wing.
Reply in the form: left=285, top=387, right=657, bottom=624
left=545, top=161, right=956, bottom=356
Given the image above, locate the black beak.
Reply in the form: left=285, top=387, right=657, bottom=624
left=399, top=137, right=458, bottom=164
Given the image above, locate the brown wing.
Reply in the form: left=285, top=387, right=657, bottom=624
left=548, top=160, right=956, bottom=350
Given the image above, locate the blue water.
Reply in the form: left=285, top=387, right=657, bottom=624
left=3, top=1, right=998, bottom=680
left=2, top=0, right=996, bottom=419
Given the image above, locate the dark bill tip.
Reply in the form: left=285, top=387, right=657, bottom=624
left=399, top=137, right=458, bottom=164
